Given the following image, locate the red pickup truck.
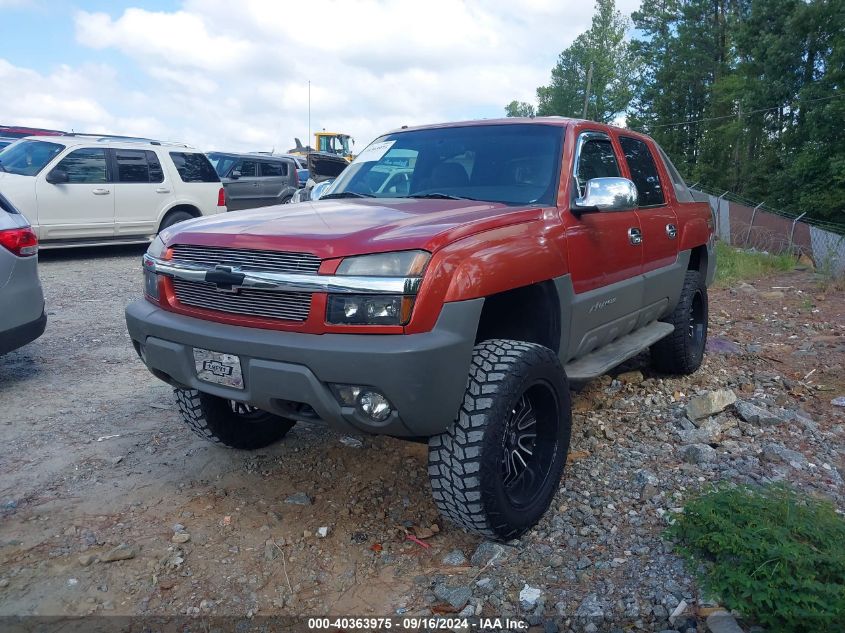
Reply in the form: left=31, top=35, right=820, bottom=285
left=126, top=118, right=715, bottom=540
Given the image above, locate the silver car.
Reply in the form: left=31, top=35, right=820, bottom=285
left=0, top=191, right=46, bottom=355
left=206, top=152, right=299, bottom=210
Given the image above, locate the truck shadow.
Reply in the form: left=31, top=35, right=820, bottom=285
left=37, top=244, right=148, bottom=262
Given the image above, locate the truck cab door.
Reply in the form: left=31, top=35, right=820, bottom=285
left=561, top=128, right=643, bottom=361
left=616, top=134, right=681, bottom=320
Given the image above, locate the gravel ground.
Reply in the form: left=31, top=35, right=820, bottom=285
left=0, top=246, right=843, bottom=631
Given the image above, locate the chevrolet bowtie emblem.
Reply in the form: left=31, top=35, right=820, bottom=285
left=205, top=265, right=246, bottom=292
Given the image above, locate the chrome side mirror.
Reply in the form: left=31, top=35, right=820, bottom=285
left=574, top=177, right=638, bottom=213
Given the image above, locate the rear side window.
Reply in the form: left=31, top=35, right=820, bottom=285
left=115, top=149, right=164, bottom=183
left=260, top=161, right=286, bottom=177
left=619, top=136, right=665, bottom=207
left=56, top=148, right=108, bottom=183
left=169, top=152, right=219, bottom=183
left=655, top=144, right=693, bottom=203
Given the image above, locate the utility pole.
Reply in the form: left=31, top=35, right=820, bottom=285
left=582, top=62, right=594, bottom=120
left=308, top=80, right=311, bottom=151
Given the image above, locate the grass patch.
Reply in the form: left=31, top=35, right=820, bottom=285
left=666, top=484, right=845, bottom=632
left=715, top=241, right=795, bottom=285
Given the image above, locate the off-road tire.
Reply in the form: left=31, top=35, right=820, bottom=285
left=650, top=270, right=708, bottom=375
left=428, top=340, right=571, bottom=541
left=159, top=210, right=194, bottom=232
left=174, top=388, right=295, bottom=449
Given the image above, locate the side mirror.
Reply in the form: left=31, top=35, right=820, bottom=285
left=573, top=177, right=638, bottom=214
left=230, top=170, right=242, bottom=180
left=46, top=168, right=69, bottom=184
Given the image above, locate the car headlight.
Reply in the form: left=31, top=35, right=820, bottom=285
left=327, top=250, right=430, bottom=325
left=336, top=250, right=429, bottom=277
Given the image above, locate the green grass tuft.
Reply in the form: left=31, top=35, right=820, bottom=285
left=666, top=484, right=845, bottom=632
left=715, top=242, right=795, bottom=285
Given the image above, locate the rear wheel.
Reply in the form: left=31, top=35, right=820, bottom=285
left=174, top=388, right=295, bottom=449
left=650, top=270, right=708, bottom=375
left=428, top=340, right=571, bottom=540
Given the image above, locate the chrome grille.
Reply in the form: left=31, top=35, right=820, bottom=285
left=170, top=245, right=321, bottom=274
left=172, top=279, right=312, bottom=321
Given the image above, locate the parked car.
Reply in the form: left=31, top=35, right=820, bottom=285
left=0, top=192, right=45, bottom=355
left=207, top=152, right=298, bottom=210
left=0, top=136, right=226, bottom=248
left=126, top=118, right=714, bottom=540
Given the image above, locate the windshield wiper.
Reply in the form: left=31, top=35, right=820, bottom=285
left=0, top=160, right=6, bottom=173
left=406, top=193, right=480, bottom=201
left=320, top=191, right=375, bottom=200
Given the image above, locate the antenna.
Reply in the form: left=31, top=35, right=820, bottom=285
left=308, top=80, right=311, bottom=151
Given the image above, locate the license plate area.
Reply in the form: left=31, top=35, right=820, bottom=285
left=193, top=348, right=244, bottom=389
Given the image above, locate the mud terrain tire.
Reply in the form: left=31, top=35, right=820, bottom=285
left=428, top=340, right=571, bottom=541
left=175, top=388, right=295, bottom=449
left=651, top=270, right=708, bottom=375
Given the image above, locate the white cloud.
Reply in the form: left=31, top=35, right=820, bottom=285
left=1, top=0, right=641, bottom=151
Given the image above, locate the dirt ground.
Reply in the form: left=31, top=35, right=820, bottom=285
left=0, top=245, right=843, bottom=628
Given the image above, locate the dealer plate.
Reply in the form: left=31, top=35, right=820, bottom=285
left=193, top=348, right=244, bottom=389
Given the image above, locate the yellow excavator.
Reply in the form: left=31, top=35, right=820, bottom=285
left=289, top=131, right=356, bottom=162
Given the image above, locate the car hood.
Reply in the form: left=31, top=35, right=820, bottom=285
left=163, top=198, right=546, bottom=259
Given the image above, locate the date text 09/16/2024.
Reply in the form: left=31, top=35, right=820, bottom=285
left=306, top=617, right=529, bottom=630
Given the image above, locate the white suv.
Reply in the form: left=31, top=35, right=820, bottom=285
left=0, top=135, right=226, bottom=248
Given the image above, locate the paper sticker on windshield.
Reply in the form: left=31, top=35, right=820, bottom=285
left=353, top=140, right=395, bottom=164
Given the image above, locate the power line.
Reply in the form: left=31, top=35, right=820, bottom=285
left=648, top=93, right=843, bottom=129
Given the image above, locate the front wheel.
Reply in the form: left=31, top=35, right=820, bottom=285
left=650, top=270, right=708, bottom=375
left=174, top=388, right=295, bottom=449
left=428, top=340, right=572, bottom=541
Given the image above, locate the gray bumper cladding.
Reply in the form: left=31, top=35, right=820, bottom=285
left=125, top=299, right=483, bottom=437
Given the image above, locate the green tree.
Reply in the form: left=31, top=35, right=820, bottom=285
left=504, top=100, right=536, bottom=117
left=536, top=0, right=633, bottom=122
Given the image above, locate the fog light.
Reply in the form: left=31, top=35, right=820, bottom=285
left=358, top=390, right=392, bottom=422
left=331, top=384, right=362, bottom=406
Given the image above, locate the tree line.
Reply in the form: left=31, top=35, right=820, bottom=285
left=506, top=0, right=844, bottom=226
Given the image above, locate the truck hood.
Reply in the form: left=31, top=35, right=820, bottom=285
left=164, top=198, right=545, bottom=259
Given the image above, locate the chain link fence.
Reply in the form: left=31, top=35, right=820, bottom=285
left=689, top=184, right=845, bottom=277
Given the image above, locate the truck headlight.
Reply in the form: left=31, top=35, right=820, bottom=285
left=143, top=236, right=167, bottom=301
left=328, top=250, right=429, bottom=325
left=326, top=295, right=416, bottom=325
left=336, top=250, right=429, bottom=277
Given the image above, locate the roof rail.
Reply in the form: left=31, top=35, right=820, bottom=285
left=64, top=133, right=192, bottom=148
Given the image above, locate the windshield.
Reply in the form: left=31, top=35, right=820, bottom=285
left=206, top=152, right=237, bottom=178
left=0, top=139, right=65, bottom=176
left=318, top=135, right=351, bottom=155
left=328, top=124, right=563, bottom=206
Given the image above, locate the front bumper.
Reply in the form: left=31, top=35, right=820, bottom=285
left=125, top=298, right=482, bottom=437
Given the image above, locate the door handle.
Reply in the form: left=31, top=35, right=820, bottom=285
left=155, top=187, right=171, bottom=194
left=92, top=188, right=110, bottom=195
left=628, top=227, right=642, bottom=245
left=666, top=223, right=677, bottom=239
